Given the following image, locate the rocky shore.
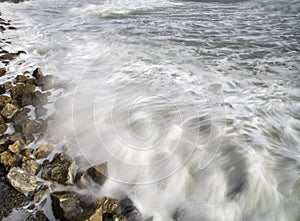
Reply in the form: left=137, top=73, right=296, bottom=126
left=0, top=9, right=136, bottom=221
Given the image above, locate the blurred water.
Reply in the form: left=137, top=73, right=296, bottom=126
left=0, top=0, right=300, bottom=220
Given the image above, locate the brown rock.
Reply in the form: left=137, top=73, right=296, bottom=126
left=10, top=84, right=35, bottom=100
left=34, top=144, right=54, bottom=159
left=0, top=151, right=21, bottom=169
left=87, top=162, right=108, bottom=185
left=0, top=95, right=10, bottom=107
left=32, top=67, right=44, bottom=79
left=42, top=153, right=74, bottom=185
left=13, top=108, right=29, bottom=132
left=14, top=75, right=29, bottom=83
left=22, top=158, right=40, bottom=175
left=2, top=81, right=12, bottom=90
left=50, top=191, right=118, bottom=221
left=0, top=67, right=6, bottom=77
left=33, top=183, right=50, bottom=202
left=26, top=78, right=36, bottom=85
left=21, top=92, right=33, bottom=106
left=21, top=148, right=33, bottom=157
left=7, top=167, right=37, bottom=193
left=0, top=51, right=25, bottom=60
left=0, top=133, right=24, bottom=147
left=8, top=140, right=24, bottom=154
left=23, top=120, right=39, bottom=144
left=1, top=103, right=18, bottom=120
left=0, top=123, right=8, bottom=134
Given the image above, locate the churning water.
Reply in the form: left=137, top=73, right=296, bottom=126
left=0, top=0, right=300, bottom=220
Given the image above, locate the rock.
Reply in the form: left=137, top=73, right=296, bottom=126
left=87, top=162, right=108, bottom=185
left=1, top=103, right=18, bottom=120
left=0, top=51, right=25, bottom=60
left=35, top=106, right=48, bottom=118
left=8, top=140, right=24, bottom=154
left=10, top=84, right=35, bottom=100
left=21, top=148, right=33, bottom=157
left=21, top=158, right=40, bottom=175
left=14, top=74, right=29, bottom=83
left=0, top=95, right=10, bottom=107
left=0, top=165, right=27, bottom=220
left=34, top=144, right=54, bottom=159
left=0, top=123, right=8, bottom=134
left=0, top=67, right=6, bottom=76
left=32, top=91, right=48, bottom=106
left=13, top=108, right=29, bottom=132
left=51, top=191, right=119, bottom=221
left=32, top=67, right=44, bottom=79
left=35, top=75, right=56, bottom=91
left=22, top=92, right=33, bottom=106
left=0, top=151, right=21, bottom=169
left=23, top=120, right=39, bottom=144
left=0, top=85, right=5, bottom=95
left=119, top=197, right=143, bottom=221
left=42, top=153, right=74, bottom=185
left=33, top=183, right=50, bottom=202
left=74, top=170, right=91, bottom=188
left=0, top=133, right=24, bottom=147
left=7, top=167, right=37, bottom=193
left=2, top=81, right=12, bottom=90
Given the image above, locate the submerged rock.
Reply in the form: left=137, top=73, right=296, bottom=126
left=1, top=103, right=18, bottom=120
left=42, top=153, right=74, bottom=185
left=7, top=167, right=37, bottom=193
left=34, top=144, right=54, bottom=159
left=87, top=162, right=108, bottom=185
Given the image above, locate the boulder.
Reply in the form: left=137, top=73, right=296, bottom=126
left=42, top=153, right=74, bottom=185
left=0, top=95, right=10, bottom=107
left=2, top=81, right=12, bottom=90
left=74, top=170, right=91, bottom=188
left=7, top=167, right=37, bottom=193
left=21, top=148, right=33, bottom=157
left=0, top=123, right=7, bottom=134
left=32, top=67, right=44, bottom=79
left=0, top=151, right=21, bottom=169
left=13, top=108, right=29, bottom=132
left=51, top=191, right=119, bottom=221
left=23, top=120, right=39, bottom=144
left=22, top=92, right=33, bottom=106
left=21, top=158, right=40, bottom=175
left=14, top=75, right=29, bottom=83
left=32, top=91, right=48, bottom=106
left=0, top=67, right=6, bottom=77
left=8, top=140, right=24, bottom=154
left=10, top=84, right=35, bottom=100
left=33, top=183, right=50, bottom=202
left=34, top=144, right=54, bottom=159
left=1, top=103, right=18, bottom=120
left=87, top=162, right=108, bottom=185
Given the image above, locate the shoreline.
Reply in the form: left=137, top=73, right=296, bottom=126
left=0, top=6, right=131, bottom=221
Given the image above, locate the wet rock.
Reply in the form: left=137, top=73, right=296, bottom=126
left=51, top=191, right=118, bottom=221
left=35, top=106, right=48, bottom=118
left=10, top=84, right=35, bottom=100
left=21, top=158, right=40, bottom=175
left=0, top=165, right=27, bottom=220
left=35, top=75, right=56, bottom=91
left=87, top=162, right=108, bottom=185
left=13, top=108, right=29, bottom=132
left=34, top=144, right=54, bottom=159
left=21, top=148, right=33, bottom=157
left=32, top=91, right=48, bottom=106
left=7, top=167, right=37, bottom=193
left=33, top=183, right=50, bottom=202
left=0, top=51, right=25, bottom=60
left=119, top=197, right=143, bottom=221
left=0, top=151, right=21, bottom=169
left=42, top=153, right=74, bottom=185
left=25, top=210, right=50, bottom=221
left=8, top=140, right=24, bottom=154
left=23, top=120, right=39, bottom=144
left=0, top=85, right=5, bottom=95
left=0, top=133, right=24, bottom=147
left=1, top=103, right=18, bottom=121
left=74, top=170, right=91, bottom=188
left=22, top=92, right=33, bottom=106
left=2, top=81, right=12, bottom=90
left=0, top=67, right=6, bottom=76
left=0, top=95, right=10, bottom=107
left=14, top=74, right=29, bottom=83
left=32, top=67, right=44, bottom=79
left=0, top=123, right=8, bottom=134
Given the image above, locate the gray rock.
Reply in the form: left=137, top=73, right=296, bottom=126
left=42, top=153, right=74, bottom=185
left=7, top=167, right=37, bottom=193
left=87, top=162, right=108, bottom=185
